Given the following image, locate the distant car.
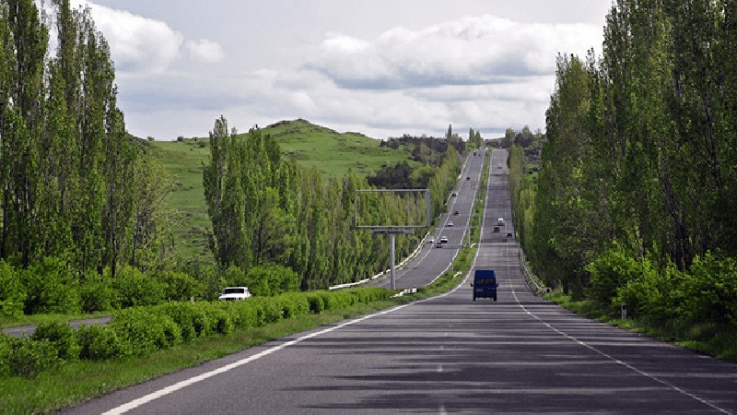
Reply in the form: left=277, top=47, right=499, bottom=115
left=436, top=235, right=449, bottom=247
left=497, top=164, right=503, bottom=169
left=497, top=217, right=505, bottom=226
left=218, top=287, right=252, bottom=301
left=453, top=210, right=459, bottom=215
left=447, top=221, right=454, bottom=227
left=451, top=191, right=457, bottom=197
left=506, top=232, right=514, bottom=238
left=466, top=176, right=471, bottom=181
left=429, top=236, right=435, bottom=244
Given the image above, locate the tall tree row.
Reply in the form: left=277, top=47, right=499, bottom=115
left=0, top=0, right=168, bottom=275
left=204, top=117, right=461, bottom=290
left=523, top=0, right=737, bottom=297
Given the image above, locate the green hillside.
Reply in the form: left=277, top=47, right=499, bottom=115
left=148, top=119, right=415, bottom=260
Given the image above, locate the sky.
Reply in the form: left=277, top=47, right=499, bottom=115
left=58, top=0, right=613, bottom=141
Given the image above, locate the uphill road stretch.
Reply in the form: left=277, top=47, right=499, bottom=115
left=63, top=149, right=737, bottom=414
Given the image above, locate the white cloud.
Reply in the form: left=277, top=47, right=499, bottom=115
left=186, top=39, right=224, bottom=63
left=308, top=15, right=601, bottom=90
left=80, top=1, right=183, bottom=74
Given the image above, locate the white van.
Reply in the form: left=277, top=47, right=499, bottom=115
left=497, top=217, right=505, bottom=226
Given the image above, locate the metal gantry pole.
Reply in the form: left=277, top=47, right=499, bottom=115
left=390, top=233, right=396, bottom=290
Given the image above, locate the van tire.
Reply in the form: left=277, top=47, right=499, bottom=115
left=472, top=296, right=476, bottom=301
left=493, top=295, right=497, bottom=301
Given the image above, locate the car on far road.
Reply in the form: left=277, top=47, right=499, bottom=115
left=497, top=217, right=505, bottom=226
left=451, top=191, right=457, bottom=197
left=466, top=176, right=471, bottom=181
left=497, top=164, right=503, bottom=169
left=436, top=236, right=449, bottom=247
left=218, top=286, right=252, bottom=301
left=453, top=210, right=459, bottom=215
left=447, top=221, right=454, bottom=227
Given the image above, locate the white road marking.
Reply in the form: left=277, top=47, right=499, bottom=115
left=103, top=303, right=413, bottom=415
left=510, top=288, right=733, bottom=415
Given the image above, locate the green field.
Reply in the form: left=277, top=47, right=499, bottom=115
left=148, top=119, right=415, bottom=260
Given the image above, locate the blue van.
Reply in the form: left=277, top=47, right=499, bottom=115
left=471, top=269, right=498, bottom=301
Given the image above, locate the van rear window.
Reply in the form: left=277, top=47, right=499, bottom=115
left=475, top=278, right=496, bottom=285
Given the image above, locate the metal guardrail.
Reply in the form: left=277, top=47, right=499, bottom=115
left=519, top=249, right=549, bottom=295
left=328, top=231, right=431, bottom=290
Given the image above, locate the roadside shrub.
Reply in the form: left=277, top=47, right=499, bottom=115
left=585, top=247, right=642, bottom=312
left=222, top=266, right=248, bottom=289
left=0, top=333, right=17, bottom=377
left=614, top=260, right=683, bottom=321
left=9, top=338, right=58, bottom=379
left=204, top=306, right=234, bottom=335
left=80, top=272, right=120, bottom=312
left=275, top=293, right=309, bottom=319
left=156, top=302, right=199, bottom=341
left=112, top=266, right=166, bottom=308
left=680, top=253, right=737, bottom=325
left=31, top=322, right=80, bottom=360
left=320, top=291, right=352, bottom=311
left=305, top=293, right=325, bottom=314
left=111, top=307, right=181, bottom=357
left=249, top=297, right=282, bottom=324
left=155, top=270, right=203, bottom=302
left=22, top=256, right=81, bottom=315
left=78, top=324, right=123, bottom=360
left=222, top=301, right=260, bottom=330
left=245, top=264, right=300, bottom=297
left=0, top=260, right=26, bottom=317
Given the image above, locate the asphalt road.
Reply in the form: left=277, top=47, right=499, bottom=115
left=372, top=147, right=495, bottom=290
left=64, top=149, right=737, bottom=414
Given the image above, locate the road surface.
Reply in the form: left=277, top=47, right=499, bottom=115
left=63, top=149, right=737, bottom=414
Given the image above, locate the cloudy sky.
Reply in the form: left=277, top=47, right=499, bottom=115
left=61, top=0, right=612, bottom=140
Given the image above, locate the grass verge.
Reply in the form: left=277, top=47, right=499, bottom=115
left=544, top=291, right=737, bottom=363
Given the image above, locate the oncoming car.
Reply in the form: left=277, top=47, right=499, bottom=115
left=218, top=286, right=252, bottom=301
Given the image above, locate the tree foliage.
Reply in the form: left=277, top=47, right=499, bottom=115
left=512, top=0, right=737, bottom=326
left=204, top=117, right=461, bottom=290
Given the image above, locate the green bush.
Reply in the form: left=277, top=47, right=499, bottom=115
left=9, top=338, right=58, bottom=379
left=111, top=307, right=181, bottom=357
left=0, top=260, right=26, bottom=317
left=155, top=302, right=199, bottom=341
left=585, top=247, right=642, bottom=312
left=275, top=293, right=310, bottom=319
left=614, top=260, right=683, bottom=321
left=0, top=333, right=18, bottom=377
left=305, top=293, right=325, bottom=314
left=249, top=297, right=282, bottom=324
left=156, top=270, right=204, bottom=302
left=680, top=254, right=737, bottom=325
left=244, top=264, right=300, bottom=297
left=205, top=306, right=234, bottom=335
left=222, top=301, right=261, bottom=329
left=112, top=266, right=166, bottom=308
left=31, top=322, right=80, bottom=361
left=78, top=324, right=123, bottom=360
left=80, top=272, right=120, bottom=312
left=22, top=256, right=81, bottom=315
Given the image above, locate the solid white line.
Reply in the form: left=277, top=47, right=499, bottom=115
left=510, top=289, right=733, bottom=415
left=103, top=303, right=412, bottom=415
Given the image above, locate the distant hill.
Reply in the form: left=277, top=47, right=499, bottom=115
left=146, top=119, right=417, bottom=260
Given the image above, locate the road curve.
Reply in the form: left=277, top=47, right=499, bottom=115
left=63, top=149, right=737, bottom=415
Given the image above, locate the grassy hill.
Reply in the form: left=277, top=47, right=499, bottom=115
left=147, top=119, right=416, bottom=260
